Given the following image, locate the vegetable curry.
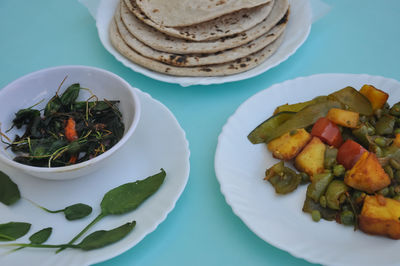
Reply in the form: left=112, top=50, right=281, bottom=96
left=248, top=84, right=400, bottom=239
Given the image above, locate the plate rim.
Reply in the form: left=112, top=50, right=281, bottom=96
left=95, top=0, right=312, bottom=87
left=0, top=87, right=191, bottom=266
left=214, top=73, right=400, bottom=266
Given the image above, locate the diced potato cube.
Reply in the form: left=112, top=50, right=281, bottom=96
left=344, top=152, right=390, bottom=193
left=359, top=195, right=400, bottom=239
left=295, top=137, right=326, bottom=179
left=393, top=133, right=400, bottom=148
left=359, top=84, right=389, bottom=111
left=267, top=128, right=311, bottom=161
left=326, top=108, right=359, bottom=128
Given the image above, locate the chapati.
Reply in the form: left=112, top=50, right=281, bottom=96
left=136, top=0, right=272, bottom=27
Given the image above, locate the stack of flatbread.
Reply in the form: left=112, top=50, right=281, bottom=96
left=109, top=0, right=290, bottom=77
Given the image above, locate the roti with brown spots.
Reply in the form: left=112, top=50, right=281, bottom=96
left=109, top=18, right=285, bottom=77
left=123, top=0, right=274, bottom=41
left=136, top=0, right=272, bottom=27
left=116, top=2, right=287, bottom=66
left=120, top=0, right=289, bottom=54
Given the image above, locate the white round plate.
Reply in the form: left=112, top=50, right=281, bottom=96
left=96, top=0, right=311, bottom=87
left=0, top=88, right=190, bottom=266
left=215, top=73, right=400, bottom=266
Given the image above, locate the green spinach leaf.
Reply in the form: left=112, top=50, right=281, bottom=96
left=0, top=171, right=20, bottom=206
left=0, top=222, right=31, bottom=241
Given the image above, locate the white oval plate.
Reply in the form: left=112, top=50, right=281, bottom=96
left=215, top=73, right=400, bottom=266
left=0, top=88, right=190, bottom=266
left=96, top=0, right=311, bottom=87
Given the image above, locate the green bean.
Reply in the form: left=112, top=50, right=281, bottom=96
left=365, top=122, right=376, bottom=135
left=265, top=161, right=302, bottom=194
left=300, top=172, right=310, bottom=184
left=311, top=210, right=321, bottom=222
left=375, top=115, right=396, bottom=135
left=340, top=210, right=355, bottom=225
left=352, top=125, right=369, bottom=147
left=390, top=158, right=400, bottom=170
left=394, top=128, right=400, bottom=135
left=324, top=147, right=338, bottom=170
left=333, top=164, right=345, bottom=177
left=384, top=165, right=394, bottom=179
left=374, top=108, right=383, bottom=119
left=395, top=171, right=400, bottom=183
left=325, top=180, right=349, bottom=210
left=371, top=145, right=383, bottom=158
left=319, top=196, right=327, bottom=208
left=390, top=103, right=400, bottom=117
left=306, top=172, right=334, bottom=202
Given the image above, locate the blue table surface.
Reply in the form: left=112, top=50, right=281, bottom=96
left=1, top=1, right=400, bottom=265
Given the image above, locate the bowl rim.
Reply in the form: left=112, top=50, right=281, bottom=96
left=0, top=65, right=141, bottom=174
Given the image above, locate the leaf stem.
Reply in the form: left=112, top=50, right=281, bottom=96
left=0, top=243, right=76, bottom=249
left=55, top=212, right=105, bottom=253
left=24, top=197, right=64, bottom=213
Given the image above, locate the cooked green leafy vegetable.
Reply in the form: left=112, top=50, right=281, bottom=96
left=4, top=81, right=124, bottom=167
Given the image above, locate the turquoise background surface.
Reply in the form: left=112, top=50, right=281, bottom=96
left=1, top=0, right=400, bottom=265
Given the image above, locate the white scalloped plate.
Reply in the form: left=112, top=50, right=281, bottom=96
left=96, top=0, right=311, bottom=87
left=215, top=73, right=400, bottom=266
left=0, top=88, right=190, bottom=266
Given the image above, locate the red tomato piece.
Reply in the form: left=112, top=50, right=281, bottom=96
left=337, top=139, right=368, bottom=170
left=311, top=117, right=343, bottom=148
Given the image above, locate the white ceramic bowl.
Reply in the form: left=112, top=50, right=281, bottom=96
left=0, top=65, right=140, bottom=180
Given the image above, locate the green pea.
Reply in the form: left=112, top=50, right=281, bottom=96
left=333, top=164, right=345, bottom=177
left=311, top=210, right=321, bottom=222
left=378, top=187, right=389, bottom=196
left=341, top=210, right=355, bottom=225
left=374, top=137, right=387, bottom=148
